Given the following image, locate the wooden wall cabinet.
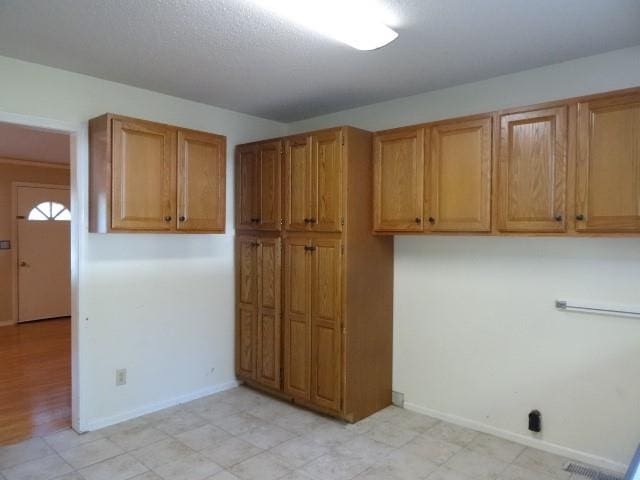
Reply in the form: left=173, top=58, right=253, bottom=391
left=429, top=117, right=492, bottom=232
left=89, top=113, right=226, bottom=233
left=283, top=237, right=342, bottom=411
left=373, top=117, right=492, bottom=233
left=576, top=92, right=640, bottom=232
left=235, top=236, right=282, bottom=389
left=236, top=140, right=282, bottom=231
left=497, top=106, right=568, bottom=233
left=373, top=127, right=425, bottom=232
left=373, top=88, right=640, bottom=236
left=284, top=130, right=343, bottom=233
left=236, top=127, right=394, bottom=422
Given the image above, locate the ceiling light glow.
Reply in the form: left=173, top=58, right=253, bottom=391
left=253, top=0, right=398, bottom=51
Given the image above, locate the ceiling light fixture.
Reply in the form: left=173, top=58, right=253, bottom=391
left=252, top=0, right=398, bottom=51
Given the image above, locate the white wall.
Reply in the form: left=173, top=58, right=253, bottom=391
left=0, top=56, right=286, bottom=429
left=288, top=45, right=640, bottom=470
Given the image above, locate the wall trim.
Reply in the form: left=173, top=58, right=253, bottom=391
left=404, top=401, right=628, bottom=474
left=0, top=157, right=70, bottom=169
left=83, top=380, right=240, bottom=432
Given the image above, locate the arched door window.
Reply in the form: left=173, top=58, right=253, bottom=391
left=27, top=201, right=71, bottom=221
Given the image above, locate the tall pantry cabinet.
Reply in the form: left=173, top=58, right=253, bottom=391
left=235, top=127, right=394, bottom=422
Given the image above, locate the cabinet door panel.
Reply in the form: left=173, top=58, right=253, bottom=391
left=311, top=239, right=342, bottom=412
left=258, top=141, right=282, bottom=231
left=576, top=94, right=640, bottom=232
left=177, top=130, right=225, bottom=232
left=311, top=130, right=342, bottom=232
left=497, top=107, right=567, bottom=232
left=237, top=306, right=256, bottom=379
left=285, top=138, right=311, bottom=231
left=236, top=145, right=259, bottom=230
left=256, top=238, right=281, bottom=389
left=430, top=118, right=492, bottom=232
left=373, top=128, right=425, bottom=232
left=236, top=236, right=258, bottom=380
left=283, top=238, right=311, bottom=400
left=111, top=119, right=175, bottom=230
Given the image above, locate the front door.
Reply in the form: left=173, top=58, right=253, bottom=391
left=16, top=185, right=71, bottom=323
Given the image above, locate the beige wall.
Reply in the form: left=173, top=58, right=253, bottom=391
left=0, top=159, right=69, bottom=324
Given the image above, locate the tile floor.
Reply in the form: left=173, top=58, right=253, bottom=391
left=0, top=386, right=606, bottom=480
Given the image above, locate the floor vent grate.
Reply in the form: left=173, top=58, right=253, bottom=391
left=563, top=462, right=623, bottom=480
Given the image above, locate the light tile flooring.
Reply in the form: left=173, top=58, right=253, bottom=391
left=0, top=386, right=603, bottom=480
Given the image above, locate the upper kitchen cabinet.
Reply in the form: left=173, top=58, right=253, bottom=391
left=177, top=129, right=226, bottom=232
left=310, top=129, right=343, bottom=232
left=284, top=129, right=343, bottom=233
left=428, top=116, right=492, bottom=232
left=284, top=135, right=312, bottom=231
left=496, top=106, right=568, bottom=233
left=373, top=126, right=425, bottom=232
left=236, top=140, right=282, bottom=231
left=89, top=113, right=226, bottom=233
left=236, top=144, right=259, bottom=231
left=576, top=91, right=640, bottom=232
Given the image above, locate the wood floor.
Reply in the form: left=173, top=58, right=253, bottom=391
left=0, top=317, right=70, bottom=446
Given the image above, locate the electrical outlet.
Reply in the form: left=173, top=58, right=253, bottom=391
left=116, top=369, right=127, bottom=386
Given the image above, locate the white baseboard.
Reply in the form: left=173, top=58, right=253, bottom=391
left=83, top=380, right=240, bottom=432
left=404, top=401, right=628, bottom=474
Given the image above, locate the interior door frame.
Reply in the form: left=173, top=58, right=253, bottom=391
left=12, top=182, right=71, bottom=324
left=0, top=110, right=85, bottom=433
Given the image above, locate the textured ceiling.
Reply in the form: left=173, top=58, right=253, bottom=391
left=0, top=122, right=69, bottom=164
left=0, top=0, right=639, bottom=122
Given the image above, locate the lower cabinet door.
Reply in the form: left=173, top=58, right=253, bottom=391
left=283, top=237, right=312, bottom=400
left=310, top=239, right=342, bottom=412
left=236, top=236, right=258, bottom=379
left=256, top=238, right=282, bottom=390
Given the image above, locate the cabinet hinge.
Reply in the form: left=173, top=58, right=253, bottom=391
left=341, top=217, right=344, bottom=226
left=341, top=134, right=345, bottom=146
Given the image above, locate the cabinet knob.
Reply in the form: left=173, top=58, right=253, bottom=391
left=251, top=241, right=260, bottom=247
left=414, top=217, right=422, bottom=224
left=179, top=216, right=186, bottom=222
left=304, top=245, right=316, bottom=252
left=576, top=214, right=585, bottom=221
left=428, top=217, right=435, bottom=224
left=19, top=261, right=28, bottom=267
left=251, top=217, right=259, bottom=223
left=554, top=215, right=562, bottom=222
left=164, top=216, right=172, bottom=222
left=304, top=218, right=310, bottom=223
left=309, top=218, right=316, bottom=224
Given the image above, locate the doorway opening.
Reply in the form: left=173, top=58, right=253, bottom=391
left=0, top=121, right=72, bottom=445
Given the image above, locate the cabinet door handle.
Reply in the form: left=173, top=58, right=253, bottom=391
left=179, top=216, right=186, bottom=222
left=251, top=217, right=260, bottom=223
left=164, top=216, right=172, bottom=222
left=304, top=218, right=310, bottom=223
left=428, top=217, right=435, bottom=224
left=251, top=241, right=260, bottom=247
left=554, top=215, right=562, bottom=222
left=576, top=214, right=585, bottom=221
left=414, top=217, right=422, bottom=224
left=304, top=245, right=316, bottom=252
left=309, top=218, right=317, bottom=224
